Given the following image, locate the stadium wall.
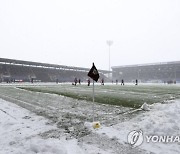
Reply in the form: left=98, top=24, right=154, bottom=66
left=0, top=58, right=108, bottom=83
left=112, top=61, right=180, bottom=83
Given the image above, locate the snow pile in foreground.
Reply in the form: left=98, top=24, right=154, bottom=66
left=1, top=96, right=180, bottom=154
left=0, top=99, right=84, bottom=154
left=97, top=100, right=180, bottom=154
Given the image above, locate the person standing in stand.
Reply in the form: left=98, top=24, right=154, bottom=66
left=101, top=78, right=104, bottom=85
left=135, top=79, right=138, bottom=85
left=78, top=78, right=81, bottom=85
left=121, top=79, right=124, bottom=85
left=87, top=78, right=90, bottom=86
left=74, top=77, right=77, bottom=86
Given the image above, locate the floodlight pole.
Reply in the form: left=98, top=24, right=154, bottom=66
left=107, top=40, right=113, bottom=79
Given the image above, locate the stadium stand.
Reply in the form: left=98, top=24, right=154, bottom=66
left=112, top=61, right=180, bottom=83
left=0, top=58, right=109, bottom=83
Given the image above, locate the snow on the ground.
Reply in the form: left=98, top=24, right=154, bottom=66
left=97, top=100, right=180, bottom=154
left=1, top=95, right=180, bottom=154
left=0, top=98, right=85, bottom=154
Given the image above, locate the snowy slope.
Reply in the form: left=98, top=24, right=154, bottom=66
left=0, top=99, right=85, bottom=154
left=97, top=100, right=180, bottom=154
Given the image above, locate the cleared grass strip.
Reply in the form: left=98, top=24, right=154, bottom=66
left=19, top=85, right=180, bottom=109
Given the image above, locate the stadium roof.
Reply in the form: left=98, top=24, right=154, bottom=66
left=112, top=61, right=180, bottom=69
left=0, top=57, right=110, bottom=73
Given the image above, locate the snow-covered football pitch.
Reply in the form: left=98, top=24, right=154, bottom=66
left=0, top=83, right=180, bottom=154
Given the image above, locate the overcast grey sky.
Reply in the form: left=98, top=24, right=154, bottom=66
left=0, top=0, right=180, bottom=70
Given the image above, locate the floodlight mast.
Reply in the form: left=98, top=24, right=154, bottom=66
left=107, top=40, right=113, bottom=79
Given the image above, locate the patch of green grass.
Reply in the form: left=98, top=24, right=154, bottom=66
left=19, top=84, right=180, bottom=109
left=19, top=87, right=143, bottom=108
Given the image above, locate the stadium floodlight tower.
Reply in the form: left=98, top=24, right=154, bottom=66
left=107, top=40, right=113, bottom=79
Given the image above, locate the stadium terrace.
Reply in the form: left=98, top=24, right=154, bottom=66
left=112, top=61, right=180, bottom=83
left=0, top=58, right=109, bottom=83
